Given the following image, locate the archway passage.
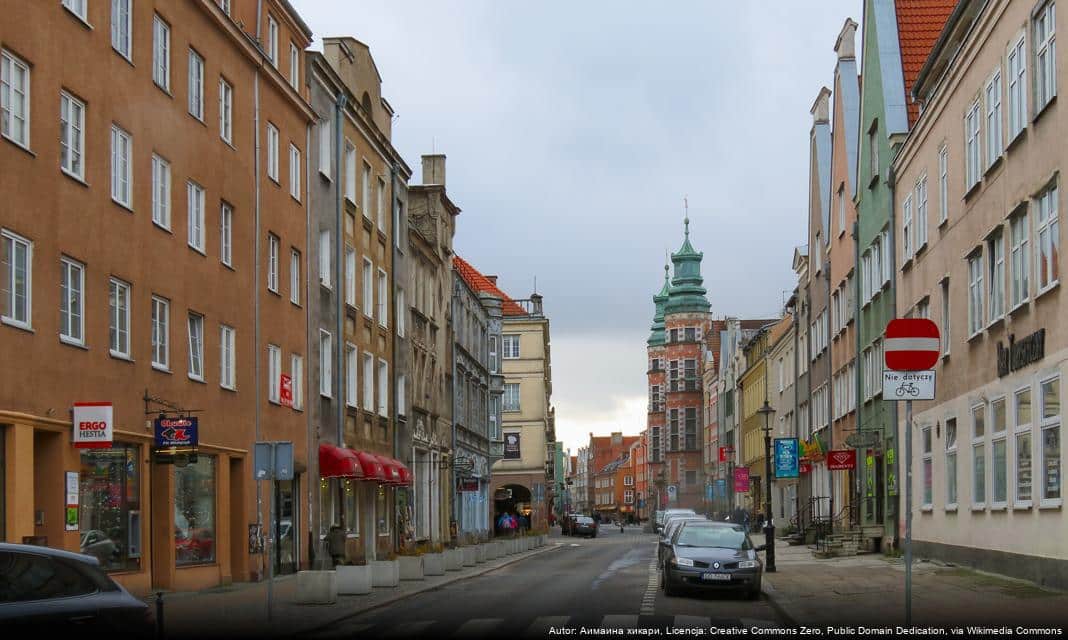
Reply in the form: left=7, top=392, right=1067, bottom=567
left=493, top=484, right=532, bottom=535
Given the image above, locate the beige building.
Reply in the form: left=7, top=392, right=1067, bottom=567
left=0, top=0, right=314, bottom=592
left=893, top=0, right=1065, bottom=587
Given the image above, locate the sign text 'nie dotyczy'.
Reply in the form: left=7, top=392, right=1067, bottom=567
left=883, top=370, right=936, bottom=401
left=73, top=402, right=114, bottom=449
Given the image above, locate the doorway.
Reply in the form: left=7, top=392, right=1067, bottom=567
left=274, top=478, right=298, bottom=575
left=875, top=453, right=885, bottom=525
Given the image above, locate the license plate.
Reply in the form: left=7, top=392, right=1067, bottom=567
left=701, top=572, right=731, bottom=581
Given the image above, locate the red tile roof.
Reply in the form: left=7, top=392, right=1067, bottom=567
left=452, top=255, right=527, bottom=316
left=896, top=0, right=957, bottom=125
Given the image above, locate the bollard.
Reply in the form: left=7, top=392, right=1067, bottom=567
left=155, top=591, right=165, bottom=640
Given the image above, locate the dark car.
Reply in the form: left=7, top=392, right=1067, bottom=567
left=572, top=516, right=598, bottom=538
left=561, top=513, right=582, bottom=536
left=660, top=521, right=765, bottom=600
left=0, top=543, right=153, bottom=636
left=657, top=515, right=707, bottom=567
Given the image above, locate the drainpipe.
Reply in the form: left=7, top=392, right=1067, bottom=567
left=451, top=285, right=459, bottom=536
left=334, top=94, right=346, bottom=449
left=853, top=219, right=863, bottom=527
left=887, top=158, right=900, bottom=550
left=253, top=62, right=264, bottom=581
left=792, top=303, right=800, bottom=523
left=305, top=111, right=316, bottom=568
left=390, top=161, right=402, bottom=551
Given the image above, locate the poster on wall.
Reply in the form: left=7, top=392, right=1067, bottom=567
left=504, top=433, right=521, bottom=459
left=774, top=438, right=800, bottom=478
left=733, top=467, right=750, bottom=493
left=65, top=471, right=79, bottom=531
left=72, top=402, right=113, bottom=449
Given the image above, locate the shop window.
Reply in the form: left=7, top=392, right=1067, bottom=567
left=342, top=479, right=359, bottom=536
left=376, top=486, right=390, bottom=536
left=175, top=456, right=216, bottom=565
left=79, top=444, right=141, bottom=572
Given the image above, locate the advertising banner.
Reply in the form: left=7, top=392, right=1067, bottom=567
left=280, top=373, right=293, bottom=407
left=774, top=438, right=800, bottom=478
left=828, top=449, right=857, bottom=471
left=73, top=402, right=113, bottom=449
left=733, top=467, right=750, bottom=492
left=504, top=433, right=521, bottom=459
left=65, top=472, right=79, bottom=531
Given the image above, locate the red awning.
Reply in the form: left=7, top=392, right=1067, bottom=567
left=395, top=462, right=412, bottom=486
left=319, top=444, right=364, bottom=479
left=355, top=451, right=387, bottom=482
left=380, top=457, right=410, bottom=486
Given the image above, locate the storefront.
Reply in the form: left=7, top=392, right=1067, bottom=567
left=456, top=453, right=490, bottom=538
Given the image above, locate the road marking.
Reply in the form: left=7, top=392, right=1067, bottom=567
left=601, top=614, right=640, bottom=628
left=524, top=616, right=571, bottom=638
left=673, top=615, right=710, bottom=628
left=640, top=556, right=658, bottom=615
left=452, top=618, right=505, bottom=637
left=381, top=621, right=435, bottom=637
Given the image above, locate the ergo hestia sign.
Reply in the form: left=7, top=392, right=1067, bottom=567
left=73, top=402, right=113, bottom=449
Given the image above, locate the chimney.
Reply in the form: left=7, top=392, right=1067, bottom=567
left=486, top=275, right=498, bottom=285
left=835, top=18, right=858, bottom=61
left=422, top=154, right=446, bottom=186
left=811, top=87, right=831, bottom=125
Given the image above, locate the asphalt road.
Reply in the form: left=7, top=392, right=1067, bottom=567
left=306, top=526, right=783, bottom=638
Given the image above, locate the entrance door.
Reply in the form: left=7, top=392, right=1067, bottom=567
left=875, top=454, right=885, bottom=525
left=274, top=478, right=298, bottom=575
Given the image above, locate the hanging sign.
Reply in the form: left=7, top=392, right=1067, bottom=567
left=72, top=402, right=113, bottom=449
left=459, top=477, right=479, bottom=492
left=280, top=374, right=294, bottom=408
left=153, top=416, right=199, bottom=463
left=774, top=438, right=800, bottom=479
left=799, top=462, right=813, bottom=474
left=65, top=472, right=79, bottom=531
left=504, top=433, right=521, bottom=459
left=734, top=467, right=750, bottom=492
left=827, top=449, right=858, bottom=471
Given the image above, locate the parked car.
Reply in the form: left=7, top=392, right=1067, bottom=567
left=655, top=508, right=696, bottom=533
left=660, top=521, right=765, bottom=600
left=0, top=543, right=153, bottom=636
left=653, top=514, right=704, bottom=564
left=572, top=516, right=598, bottom=538
left=561, top=513, right=582, bottom=536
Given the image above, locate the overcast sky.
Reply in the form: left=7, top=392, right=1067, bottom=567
left=293, top=0, right=861, bottom=454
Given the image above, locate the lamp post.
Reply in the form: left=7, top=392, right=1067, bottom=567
left=757, top=400, right=777, bottom=573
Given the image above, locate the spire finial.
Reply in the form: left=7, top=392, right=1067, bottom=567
left=683, top=196, right=690, bottom=238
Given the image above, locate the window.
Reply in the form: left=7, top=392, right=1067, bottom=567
left=344, top=247, right=356, bottom=306
left=318, top=121, right=332, bottom=178
left=973, top=404, right=987, bottom=506
left=219, top=78, right=233, bottom=143
left=684, top=407, right=697, bottom=450
left=289, top=144, right=300, bottom=200
left=377, top=268, right=387, bottom=327
left=916, top=298, right=930, bottom=320
left=362, top=258, right=373, bottom=318
left=1036, top=184, right=1059, bottom=292
left=397, top=289, right=406, bottom=338
left=362, top=352, right=374, bottom=409
left=345, top=343, right=357, bottom=407
left=377, top=359, right=388, bottom=416
left=220, top=325, right=235, bottom=390
left=650, top=384, right=661, bottom=412
left=490, top=336, right=500, bottom=373
left=837, top=186, right=846, bottom=236
left=376, top=486, right=389, bottom=536
left=267, top=233, right=279, bottom=293
left=220, top=0, right=230, bottom=16
left=1035, top=2, right=1057, bottom=109
left=220, top=203, right=233, bottom=267
left=60, top=92, right=85, bottom=179
left=377, top=177, right=387, bottom=230
left=1009, top=35, right=1028, bottom=139
left=1010, top=213, right=1030, bottom=308
left=916, top=174, right=928, bottom=250
left=881, top=230, right=892, bottom=285
left=344, top=142, right=356, bottom=201
left=394, top=198, right=404, bottom=250
left=362, top=162, right=372, bottom=219
left=946, top=418, right=958, bottom=508
left=988, top=229, right=1005, bottom=322
left=968, top=251, right=984, bottom=336
left=109, top=278, right=130, bottom=358
left=266, top=123, right=279, bottom=181
left=187, top=313, right=204, bottom=381
left=110, top=125, right=131, bottom=207
left=319, top=230, right=332, bottom=288
left=175, top=457, right=216, bottom=565
left=938, top=145, right=948, bottom=224
left=2, top=50, right=30, bottom=148
left=868, top=124, right=878, bottom=181
left=266, top=15, right=278, bottom=67
left=188, top=50, right=204, bottom=120
left=503, top=334, right=521, bottom=359
left=397, top=374, right=407, bottom=416
left=922, top=426, right=932, bottom=508
left=965, top=99, right=981, bottom=190
left=79, top=444, right=141, bottom=572
left=290, top=249, right=300, bottom=305
left=504, top=383, right=521, bottom=412
left=1015, top=387, right=1033, bottom=505
left=1040, top=377, right=1061, bottom=502
left=985, top=69, right=1002, bottom=167
left=151, top=296, right=169, bottom=369
left=940, top=279, right=951, bottom=355
left=188, top=182, right=205, bottom=252
left=291, top=354, right=304, bottom=410
left=152, top=155, right=171, bottom=229
left=902, top=195, right=913, bottom=260
left=669, top=409, right=679, bottom=451
left=289, top=43, right=299, bottom=90
left=991, top=397, right=1008, bottom=507
left=59, top=257, right=84, bottom=345
left=872, top=238, right=883, bottom=291
left=319, top=331, right=331, bottom=398
left=153, top=15, right=170, bottom=90
left=63, top=0, right=87, bottom=20
left=111, top=0, right=132, bottom=59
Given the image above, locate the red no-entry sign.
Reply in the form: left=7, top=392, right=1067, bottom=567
left=885, top=319, right=940, bottom=371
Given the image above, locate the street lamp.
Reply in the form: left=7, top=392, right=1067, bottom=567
left=756, top=400, right=777, bottom=573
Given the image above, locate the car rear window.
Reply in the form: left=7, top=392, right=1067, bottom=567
left=0, top=551, right=105, bottom=603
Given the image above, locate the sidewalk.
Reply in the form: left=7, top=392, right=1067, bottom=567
left=762, top=540, right=1068, bottom=627
left=153, top=541, right=560, bottom=639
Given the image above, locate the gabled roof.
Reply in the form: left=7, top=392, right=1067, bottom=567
left=895, top=0, right=957, bottom=126
left=452, top=255, right=526, bottom=316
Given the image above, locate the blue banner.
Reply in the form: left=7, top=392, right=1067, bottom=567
left=154, top=417, right=198, bottom=449
left=774, top=437, right=800, bottom=479
left=715, top=478, right=726, bottom=498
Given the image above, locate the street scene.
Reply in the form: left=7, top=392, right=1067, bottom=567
left=1, top=0, right=1068, bottom=638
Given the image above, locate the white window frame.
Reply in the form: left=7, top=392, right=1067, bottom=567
left=361, top=161, right=372, bottom=219
left=346, top=343, right=357, bottom=408
left=60, top=92, right=85, bottom=180
left=344, top=246, right=356, bottom=307
left=152, top=154, right=171, bottom=230
left=289, top=43, right=300, bottom=90
left=220, top=324, right=236, bottom=390
left=188, top=49, right=204, bottom=120
left=2, top=49, right=31, bottom=149
left=63, top=0, right=88, bottom=21
left=938, top=144, right=949, bottom=224
left=881, top=230, right=892, bottom=285
left=59, top=257, right=85, bottom=346
left=503, top=334, right=521, bottom=359
left=111, top=0, right=132, bottom=60
left=268, top=343, right=281, bottom=402
left=151, top=296, right=169, bottom=370
left=344, top=141, right=356, bottom=202
left=837, top=185, right=846, bottom=237
left=153, top=15, right=170, bottom=91
left=985, top=69, right=1003, bottom=168
left=922, top=426, right=933, bottom=509
left=902, top=194, right=913, bottom=260
left=1039, top=376, right=1061, bottom=505
left=221, top=203, right=233, bottom=267
left=362, top=257, right=373, bottom=318
left=110, top=125, right=132, bottom=208
left=1014, top=385, right=1033, bottom=508
left=291, top=354, right=304, bottom=410
left=219, top=78, right=233, bottom=144
left=965, top=99, right=981, bottom=190
left=362, top=352, right=374, bottom=409
left=1035, top=183, right=1060, bottom=294
left=187, top=181, right=205, bottom=253
left=398, top=374, right=407, bottom=417
left=967, top=251, right=984, bottom=337
left=1010, top=212, right=1030, bottom=309
left=290, top=249, right=300, bottom=305
left=504, top=382, right=521, bottom=412
left=267, top=233, right=279, bottom=293
left=319, top=330, right=332, bottom=398
left=987, top=229, right=1005, bottom=324
left=941, top=278, right=951, bottom=356
left=266, top=123, right=279, bottom=182
left=377, top=177, right=387, bottom=231
left=946, top=417, right=958, bottom=510
left=267, top=14, right=279, bottom=67
left=319, top=121, right=332, bottom=179
left=1008, top=33, right=1028, bottom=140
left=319, top=230, right=332, bottom=289
left=991, top=396, right=1009, bottom=508
left=109, top=278, right=131, bottom=359
left=289, top=144, right=301, bottom=200
left=377, top=359, right=388, bottom=417
left=916, top=174, right=928, bottom=250
left=1035, top=2, right=1057, bottom=111
left=972, top=403, right=987, bottom=509
left=187, top=312, right=205, bottom=382
left=377, top=268, right=388, bottom=327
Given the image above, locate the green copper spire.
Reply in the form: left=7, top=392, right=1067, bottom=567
left=647, top=261, right=672, bottom=346
left=666, top=216, right=710, bottom=314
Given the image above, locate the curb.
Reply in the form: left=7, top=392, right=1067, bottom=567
left=760, top=578, right=798, bottom=627
left=302, top=543, right=562, bottom=635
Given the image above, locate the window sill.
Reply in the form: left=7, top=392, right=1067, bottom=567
left=1013, top=502, right=1032, bottom=511
left=1008, top=300, right=1030, bottom=317
left=971, top=504, right=986, bottom=512
left=1035, top=281, right=1059, bottom=302
left=986, top=315, right=1005, bottom=331
left=290, top=299, right=301, bottom=308
left=267, top=288, right=281, bottom=298
left=319, top=394, right=332, bottom=401
left=268, top=176, right=281, bottom=187
left=901, top=256, right=914, bottom=272
left=188, top=375, right=206, bottom=384
left=152, top=221, right=173, bottom=234
left=112, top=48, right=135, bottom=68
left=291, top=194, right=302, bottom=205
left=154, top=82, right=173, bottom=98
left=112, top=199, right=134, bottom=214
left=938, top=217, right=948, bottom=230
left=990, top=503, right=1008, bottom=512
left=320, top=170, right=333, bottom=183
left=221, top=384, right=237, bottom=393
left=2, top=136, right=35, bottom=157
left=1006, top=128, right=1027, bottom=153
left=62, top=6, right=93, bottom=29
left=984, top=155, right=1004, bottom=179
left=61, top=169, right=90, bottom=188
left=109, top=351, right=134, bottom=363
left=319, top=282, right=333, bottom=291
left=60, top=337, right=88, bottom=350
left=189, top=112, right=207, bottom=126
left=1039, top=499, right=1063, bottom=510
left=151, top=364, right=172, bottom=374
left=188, top=244, right=207, bottom=257
left=967, top=330, right=983, bottom=344
left=1, top=317, right=33, bottom=333
left=945, top=504, right=958, bottom=513
left=921, top=505, right=933, bottom=513
left=223, top=262, right=236, bottom=273
left=963, top=180, right=982, bottom=201
left=1033, top=95, right=1057, bottom=125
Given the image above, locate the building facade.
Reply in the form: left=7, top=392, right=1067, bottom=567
left=892, top=0, right=1066, bottom=587
left=768, top=313, right=798, bottom=525
left=574, top=445, right=590, bottom=514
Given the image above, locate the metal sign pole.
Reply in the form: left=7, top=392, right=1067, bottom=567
left=904, top=398, right=912, bottom=626
left=267, top=449, right=274, bottom=623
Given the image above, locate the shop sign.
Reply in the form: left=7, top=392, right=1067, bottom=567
left=774, top=438, right=799, bottom=479
left=65, top=472, right=79, bottom=531
left=718, top=446, right=734, bottom=462
left=73, top=402, right=113, bottom=449
left=459, top=477, right=479, bottom=492
left=799, top=462, right=813, bottom=474
left=845, top=431, right=880, bottom=448
left=733, top=467, right=750, bottom=492
left=504, top=433, right=521, bottom=459
left=153, top=416, right=199, bottom=463
left=827, top=449, right=857, bottom=471
left=280, top=373, right=293, bottom=408
left=997, top=329, right=1046, bottom=378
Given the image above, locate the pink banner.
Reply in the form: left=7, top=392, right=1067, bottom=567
left=734, top=467, right=750, bottom=492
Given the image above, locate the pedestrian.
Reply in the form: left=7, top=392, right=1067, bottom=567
left=509, top=513, right=518, bottom=537
left=619, top=519, right=624, bottom=534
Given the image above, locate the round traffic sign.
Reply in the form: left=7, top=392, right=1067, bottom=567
left=884, top=318, right=940, bottom=371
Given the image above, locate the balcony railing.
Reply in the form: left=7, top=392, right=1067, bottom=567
left=512, top=298, right=544, bottom=318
